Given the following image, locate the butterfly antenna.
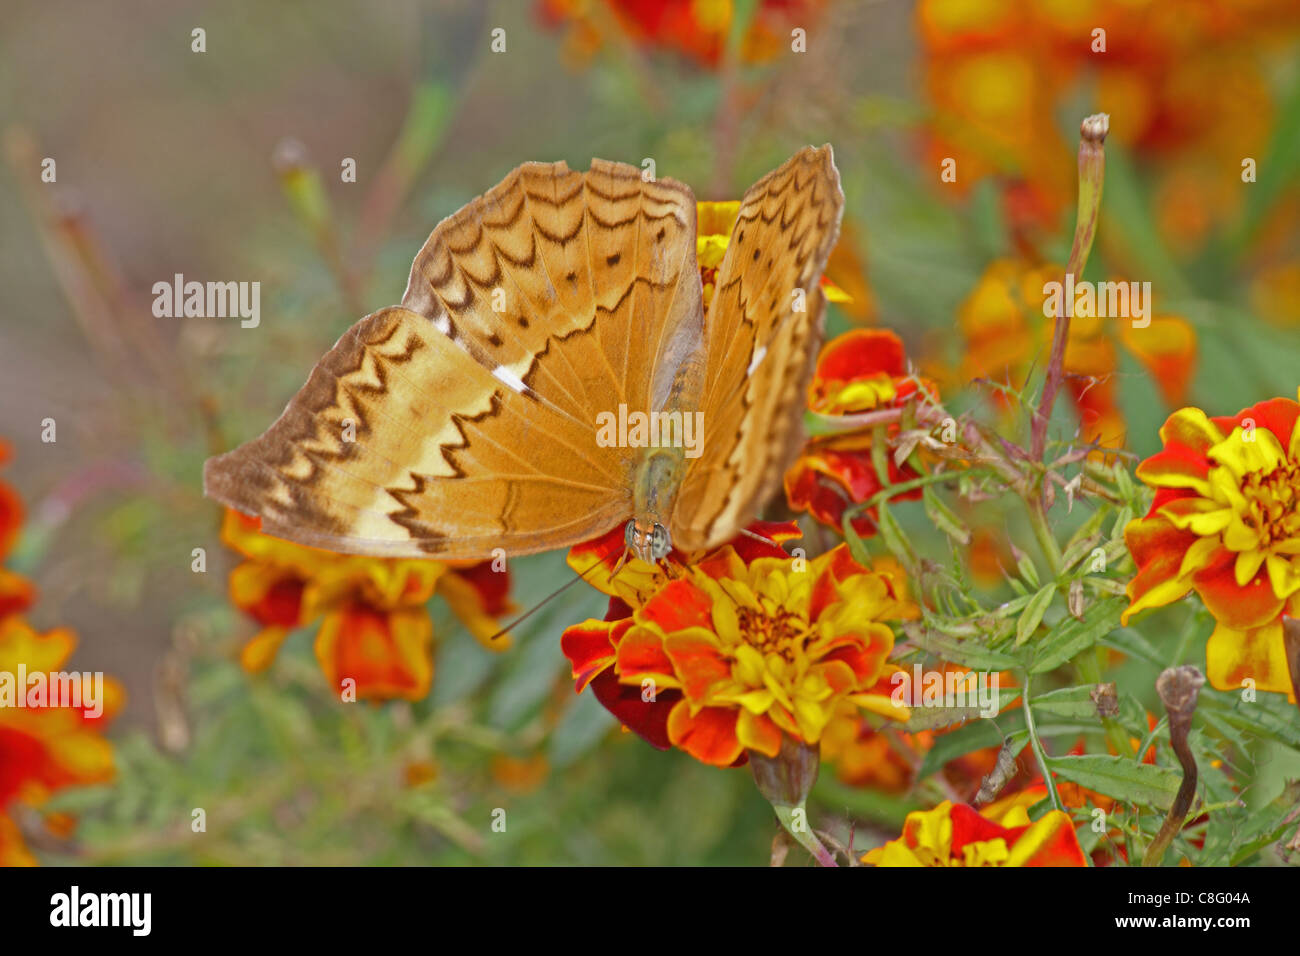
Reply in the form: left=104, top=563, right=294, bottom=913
left=484, top=554, right=609, bottom=644
left=737, top=527, right=784, bottom=551
left=608, top=545, right=632, bottom=581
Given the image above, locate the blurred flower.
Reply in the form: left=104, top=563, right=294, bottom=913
left=561, top=526, right=915, bottom=766
left=539, top=0, right=830, bottom=69
left=952, top=258, right=1197, bottom=449
left=0, top=616, right=123, bottom=867
left=785, top=328, right=936, bottom=536
left=0, top=441, right=34, bottom=619
left=1123, top=395, right=1300, bottom=699
left=863, top=786, right=1087, bottom=867
left=917, top=0, right=1300, bottom=250
left=490, top=753, right=550, bottom=794
left=220, top=510, right=512, bottom=702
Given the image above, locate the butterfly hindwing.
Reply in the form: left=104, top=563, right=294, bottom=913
left=672, top=145, right=845, bottom=551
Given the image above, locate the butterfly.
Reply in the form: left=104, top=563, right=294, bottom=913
left=204, top=146, right=844, bottom=564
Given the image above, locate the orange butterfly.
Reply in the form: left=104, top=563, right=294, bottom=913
left=205, top=147, right=844, bottom=563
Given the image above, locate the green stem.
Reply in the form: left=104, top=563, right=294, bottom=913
left=1021, top=673, right=1064, bottom=812
left=843, top=468, right=995, bottom=521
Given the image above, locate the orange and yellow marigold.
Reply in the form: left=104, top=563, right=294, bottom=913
left=562, top=525, right=915, bottom=767
left=221, top=510, right=511, bottom=701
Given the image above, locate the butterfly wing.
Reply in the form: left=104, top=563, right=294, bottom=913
left=671, top=145, right=845, bottom=552
left=204, top=160, right=703, bottom=558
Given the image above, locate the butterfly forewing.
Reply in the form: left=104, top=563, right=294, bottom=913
left=672, top=145, right=845, bottom=551
left=204, top=160, right=702, bottom=558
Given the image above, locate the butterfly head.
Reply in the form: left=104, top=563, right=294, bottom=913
left=625, top=517, right=671, bottom=564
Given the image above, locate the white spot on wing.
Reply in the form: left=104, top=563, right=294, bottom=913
left=492, top=364, right=528, bottom=394
left=746, top=346, right=767, bottom=375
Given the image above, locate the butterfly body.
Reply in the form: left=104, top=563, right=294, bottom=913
left=205, top=148, right=844, bottom=563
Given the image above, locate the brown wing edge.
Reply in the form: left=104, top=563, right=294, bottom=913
left=202, top=306, right=419, bottom=550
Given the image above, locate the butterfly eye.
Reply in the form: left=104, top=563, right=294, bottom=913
left=651, top=524, right=670, bottom=559
left=624, top=520, right=638, bottom=550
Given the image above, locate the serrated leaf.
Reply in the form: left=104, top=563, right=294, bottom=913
left=1016, top=551, right=1040, bottom=589
left=1016, top=584, right=1056, bottom=645
left=1031, top=685, right=1109, bottom=721
left=1046, top=754, right=1182, bottom=810
left=1030, top=595, right=1125, bottom=674
left=922, top=486, right=971, bottom=544
left=904, top=625, right=1026, bottom=672
left=875, top=501, right=917, bottom=567
left=1197, top=689, right=1300, bottom=749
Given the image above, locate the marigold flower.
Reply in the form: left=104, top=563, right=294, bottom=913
left=863, top=786, right=1087, bottom=867
left=220, top=510, right=511, bottom=701
left=785, top=328, right=936, bottom=536
left=0, top=616, right=123, bottom=867
left=562, top=526, right=915, bottom=767
left=1123, top=394, right=1300, bottom=699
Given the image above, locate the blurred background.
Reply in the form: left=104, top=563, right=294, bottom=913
left=1, top=0, right=1297, bottom=864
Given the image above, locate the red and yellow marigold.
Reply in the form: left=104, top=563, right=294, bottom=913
left=1124, top=393, right=1300, bottom=699
left=562, top=525, right=915, bottom=767
left=786, top=328, right=937, bottom=537
left=221, top=510, right=511, bottom=701
left=863, top=786, right=1087, bottom=867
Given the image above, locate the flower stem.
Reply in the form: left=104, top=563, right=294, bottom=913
left=774, top=804, right=839, bottom=867
left=1144, top=666, right=1205, bottom=867
left=1030, top=113, right=1109, bottom=464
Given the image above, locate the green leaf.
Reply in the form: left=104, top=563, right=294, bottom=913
left=1016, top=551, right=1040, bottom=589
left=1197, top=689, right=1300, bottom=750
left=905, top=627, right=1026, bottom=672
left=915, top=718, right=1013, bottom=780
left=1030, top=595, right=1125, bottom=674
left=900, top=690, right=1020, bottom=732
left=1031, top=685, right=1106, bottom=721
left=1046, top=754, right=1182, bottom=811
left=923, top=486, right=971, bottom=544
left=875, top=501, right=917, bottom=568
left=1016, top=585, right=1056, bottom=646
